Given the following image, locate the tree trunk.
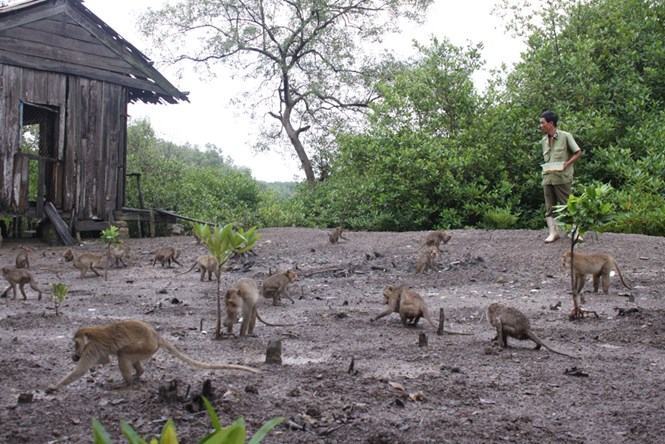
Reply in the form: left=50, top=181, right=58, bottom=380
left=282, top=105, right=315, bottom=183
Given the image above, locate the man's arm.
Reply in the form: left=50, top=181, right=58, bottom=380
left=564, top=148, right=582, bottom=170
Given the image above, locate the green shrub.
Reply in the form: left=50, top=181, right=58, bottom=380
left=481, top=207, right=520, bottom=229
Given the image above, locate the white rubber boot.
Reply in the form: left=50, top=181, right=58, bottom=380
left=544, top=217, right=560, bottom=243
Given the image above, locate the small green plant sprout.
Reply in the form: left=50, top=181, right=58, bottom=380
left=554, top=183, right=617, bottom=320
left=233, top=226, right=261, bottom=255
left=91, top=397, right=283, bottom=444
left=51, top=283, right=68, bottom=316
left=100, top=225, right=121, bottom=281
left=192, top=223, right=211, bottom=245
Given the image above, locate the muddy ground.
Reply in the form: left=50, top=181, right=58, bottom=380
left=1, top=228, right=664, bottom=443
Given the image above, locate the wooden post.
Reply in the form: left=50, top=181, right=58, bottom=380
left=437, top=308, right=445, bottom=336
left=149, top=209, right=155, bottom=238
left=418, top=332, right=428, bottom=347
left=265, top=339, right=283, bottom=364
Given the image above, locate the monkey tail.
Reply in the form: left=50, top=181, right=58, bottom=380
left=255, top=311, right=295, bottom=327
left=175, top=262, right=198, bottom=276
left=613, top=261, right=632, bottom=289
left=527, top=331, right=576, bottom=358
left=158, top=338, right=259, bottom=373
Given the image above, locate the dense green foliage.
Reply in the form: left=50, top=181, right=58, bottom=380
left=125, top=119, right=300, bottom=227
left=129, top=0, right=664, bottom=235
left=293, top=0, right=665, bottom=234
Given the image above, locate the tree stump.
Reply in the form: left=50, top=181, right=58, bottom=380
left=418, top=332, right=428, bottom=347
left=265, top=339, right=283, bottom=364
left=437, top=308, right=445, bottom=336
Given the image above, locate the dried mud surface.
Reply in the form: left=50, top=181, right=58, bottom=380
left=1, top=228, right=664, bottom=444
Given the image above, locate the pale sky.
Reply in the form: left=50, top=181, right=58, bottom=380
left=82, top=0, right=524, bottom=182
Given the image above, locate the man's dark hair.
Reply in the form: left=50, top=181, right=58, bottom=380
left=540, top=110, right=558, bottom=126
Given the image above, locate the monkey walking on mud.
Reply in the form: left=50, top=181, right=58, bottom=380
left=486, top=303, right=576, bottom=358
left=63, top=249, right=105, bottom=278
left=1, top=267, right=43, bottom=300
left=262, top=269, right=298, bottom=306
left=562, top=251, right=631, bottom=296
left=224, top=278, right=295, bottom=336
left=47, top=320, right=259, bottom=392
left=152, top=247, right=181, bottom=267
left=329, top=227, right=348, bottom=244
left=177, top=255, right=220, bottom=281
left=423, top=230, right=451, bottom=251
left=415, top=246, right=440, bottom=274
left=372, top=285, right=470, bottom=335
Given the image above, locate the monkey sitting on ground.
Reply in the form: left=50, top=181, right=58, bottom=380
left=15, top=245, right=33, bottom=269
left=64, top=249, right=105, bottom=278
left=178, top=255, right=219, bottom=281
left=562, top=251, right=631, bottom=295
left=261, top=269, right=298, bottom=306
left=328, top=226, right=348, bottom=244
left=1, top=267, right=42, bottom=300
left=423, top=230, right=451, bottom=251
left=47, top=319, right=259, bottom=392
left=486, top=303, right=576, bottom=358
left=224, top=278, right=294, bottom=336
left=109, top=242, right=130, bottom=268
left=152, top=247, right=181, bottom=267
left=372, top=285, right=470, bottom=334
left=415, top=246, right=439, bottom=274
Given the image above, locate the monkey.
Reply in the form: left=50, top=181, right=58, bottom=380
left=46, top=319, right=259, bottom=392
left=224, top=278, right=295, bottom=336
left=486, top=303, right=576, bottom=358
left=64, top=249, right=105, bottom=278
left=1, top=267, right=42, bottom=300
left=109, top=242, right=130, bottom=268
left=328, top=226, right=348, bottom=244
left=151, top=247, right=181, bottom=267
left=372, top=285, right=470, bottom=334
left=415, top=245, right=439, bottom=274
left=423, top=230, right=451, bottom=251
left=261, top=269, right=298, bottom=306
left=562, top=251, right=631, bottom=295
left=15, top=245, right=32, bottom=269
left=177, top=255, right=220, bottom=281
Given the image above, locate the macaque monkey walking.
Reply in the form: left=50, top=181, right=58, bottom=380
left=224, top=278, right=294, bottom=336
left=109, top=242, right=130, bottom=268
left=486, top=303, right=576, bottom=358
left=372, top=285, right=469, bottom=334
left=152, top=247, right=181, bottom=267
left=1, top=267, right=43, bottom=300
left=562, top=251, right=631, bottom=295
left=261, top=270, right=298, bottom=306
left=424, top=230, right=451, bottom=251
left=178, top=255, right=220, bottom=281
left=63, top=249, right=106, bottom=278
left=329, top=226, right=348, bottom=244
left=47, top=319, right=259, bottom=392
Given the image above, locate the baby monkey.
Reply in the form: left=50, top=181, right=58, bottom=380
left=224, top=278, right=294, bottom=336
left=47, top=319, right=259, bottom=392
left=64, top=249, right=105, bottom=278
left=261, top=269, right=298, bottom=306
left=486, top=303, right=575, bottom=358
left=562, top=251, right=631, bottom=295
left=109, top=242, right=130, bottom=268
left=152, top=247, right=181, bottom=267
left=1, top=267, right=42, bottom=300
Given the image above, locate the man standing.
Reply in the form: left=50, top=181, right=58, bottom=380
left=540, top=110, right=582, bottom=243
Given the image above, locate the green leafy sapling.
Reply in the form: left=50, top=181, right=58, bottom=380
left=92, top=397, right=282, bottom=444
left=51, top=282, right=68, bottom=316
left=554, top=183, right=617, bottom=319
left=100, top=226, right=121, bottom=281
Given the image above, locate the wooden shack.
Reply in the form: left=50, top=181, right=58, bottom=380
left=0, top=0, right=187, bottom=239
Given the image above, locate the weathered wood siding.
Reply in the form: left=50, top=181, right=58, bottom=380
left=0, top=63, right=127, bottom=221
